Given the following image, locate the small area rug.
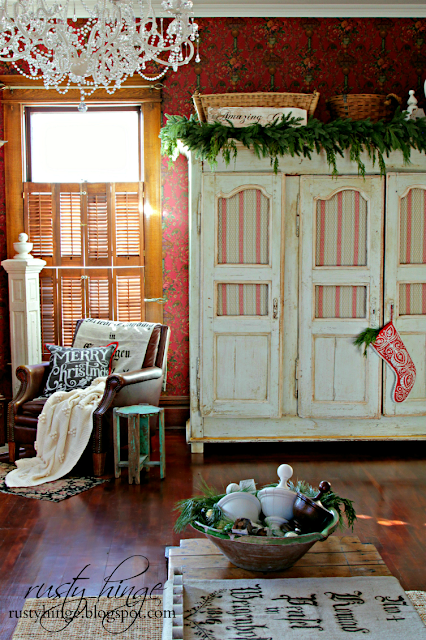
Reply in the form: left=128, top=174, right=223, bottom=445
left=407, top=591, right=426, bottom=625
left=0, top=462, right=107, bottom=502
left=11, top=596, right=162, bottom=639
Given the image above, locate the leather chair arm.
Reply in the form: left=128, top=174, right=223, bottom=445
left=94, top=367, right=163, bottom=418
left=12, top=362, right=50, bottom=409
left=108, top=367, right=163, bottom=387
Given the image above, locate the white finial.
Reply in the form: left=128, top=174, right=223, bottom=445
left=277, top=464, right=293, bottom=489
left=13, top=233, right=34, bottom=260
left=406, top=90, right=418, bottom=120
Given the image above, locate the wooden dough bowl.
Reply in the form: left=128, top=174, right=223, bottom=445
left=192, top=508, right=339, bottom=572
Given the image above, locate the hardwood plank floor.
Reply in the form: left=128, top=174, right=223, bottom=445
left=0, top=433, right=425, bottom=639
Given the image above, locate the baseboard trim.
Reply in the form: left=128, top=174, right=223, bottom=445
left=159, top=395, right=189, bottom=428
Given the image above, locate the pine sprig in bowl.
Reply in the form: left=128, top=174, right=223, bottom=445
left=321, top=490, right=357, bottom=531
left=174, top=478, right=226, bottom=533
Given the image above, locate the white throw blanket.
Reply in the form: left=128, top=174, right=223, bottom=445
left=5, top=378, right=107, bottom=488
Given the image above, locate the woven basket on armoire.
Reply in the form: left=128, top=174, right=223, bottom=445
left=327, top=93, right=402, bottom=122
left=193, top=91, right=320, bottom=122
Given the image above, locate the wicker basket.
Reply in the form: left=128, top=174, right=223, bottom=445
left=193, top=90, right=320, bottom=122
left=327, top=93, right=402, bottom=122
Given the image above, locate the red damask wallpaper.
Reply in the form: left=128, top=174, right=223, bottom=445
left=0, top=18, right=425, bottom=398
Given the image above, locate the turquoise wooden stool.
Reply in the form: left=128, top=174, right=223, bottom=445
left=112, top=405, right=166, bottom=484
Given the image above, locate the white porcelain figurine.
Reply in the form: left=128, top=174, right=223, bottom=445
left=257, top=464, right=297, bottom=522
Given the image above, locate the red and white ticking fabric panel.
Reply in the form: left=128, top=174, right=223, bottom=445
left=218, top=189, right=269, bottom=264
left=217, top=283, right=268, bottom=316
left=400, top=188, right=426, bottom=264
left=316, top=189, right=368, bottom=267
left=399, top=283, right=426, bottom=315
left=315, top=285, right=366, bottom=318
left=371, top=321, right=417, bottom=403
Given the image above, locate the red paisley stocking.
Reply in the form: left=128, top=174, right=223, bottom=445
left=371, top=321, right=416, bottom=403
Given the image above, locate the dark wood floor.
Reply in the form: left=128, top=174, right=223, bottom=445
left=1, top=432, right=425, bottom=639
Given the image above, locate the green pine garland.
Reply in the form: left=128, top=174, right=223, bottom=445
left=353, top=327, right=381, bottom=357
left=160, top=110, right=426, bottom=176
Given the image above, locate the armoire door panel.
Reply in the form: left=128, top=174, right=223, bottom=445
left=384, top=174, right=426, bottom=416
left=201, top=173, right=282, bottom=417
left=215, top=334, right=269, bottom=402
left=299, top=176, right=383, bottom=419
left=313, top=336, right=368, bottom=403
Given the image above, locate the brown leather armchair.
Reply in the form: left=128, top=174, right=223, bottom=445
left=7, top=323, right=170, bottom=476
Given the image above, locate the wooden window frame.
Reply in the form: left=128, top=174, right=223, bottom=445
left=1, top=75, right=163, bottom=323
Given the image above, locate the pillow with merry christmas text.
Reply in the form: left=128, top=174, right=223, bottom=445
left=41, top=343, right=118, bottom=397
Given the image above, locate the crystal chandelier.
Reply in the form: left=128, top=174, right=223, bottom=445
left=0, top=0, right=199, bottom=107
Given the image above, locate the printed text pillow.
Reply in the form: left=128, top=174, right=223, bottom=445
left=73, top=319, right=156, bottom=373
left=41, top=343, right=118, bottom=397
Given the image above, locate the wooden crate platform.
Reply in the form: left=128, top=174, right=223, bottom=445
left=168, top=535, right=392, bottom=581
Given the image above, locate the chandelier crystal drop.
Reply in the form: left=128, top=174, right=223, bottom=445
left=0, top=0, right=198, bottom=102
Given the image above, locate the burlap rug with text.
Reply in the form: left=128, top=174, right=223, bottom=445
left=179, top=576, right=426, bottom=640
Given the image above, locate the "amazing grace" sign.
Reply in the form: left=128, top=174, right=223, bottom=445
left=207, top=106, right=307, bottom=127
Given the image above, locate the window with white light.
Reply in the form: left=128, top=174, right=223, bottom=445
left=26, top=107, right=141, bottom=182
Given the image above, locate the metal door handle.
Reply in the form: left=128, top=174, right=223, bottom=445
left=370, top=296, right=379, bottom=328
left=273, top=298, right=279, bottom=319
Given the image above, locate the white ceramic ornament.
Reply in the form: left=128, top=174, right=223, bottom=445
left=226, top=483, right=240, bottom=494
left=217, top=483, right=261, bottom=522
left=257, top=464, right=297, bottom=521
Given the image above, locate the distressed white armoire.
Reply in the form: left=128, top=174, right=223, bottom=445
left=184, top=144, right=426, bottom=452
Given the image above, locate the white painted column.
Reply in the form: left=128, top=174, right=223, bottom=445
left=2, top=234, right=46, bottom=395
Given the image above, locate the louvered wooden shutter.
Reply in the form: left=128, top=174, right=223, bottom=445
left=109, top=182, right=145, bottom=318
left=113, top=183, right=144, bottom=266
left=88, top=273, right=112, bottom=320
left=59, top=185, right=82, bottom=262
left=40, top=269, right=58, bottom=358
left=24, top=184, right=55, bottom=265
left=24, top=181, right=145, bottom=348
left=85, top=184, right=111, bottom=266
left=116, top=270, right=144, bottom=321
left=59, top=272, right=84, bottom=345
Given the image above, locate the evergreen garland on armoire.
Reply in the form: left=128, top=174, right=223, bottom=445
left=160, top=110, right=426, bottom=176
